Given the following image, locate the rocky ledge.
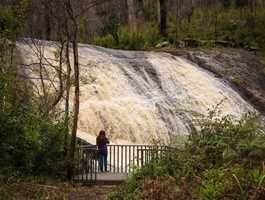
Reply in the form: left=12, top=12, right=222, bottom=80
left=167, top=49, right=265, bottom=115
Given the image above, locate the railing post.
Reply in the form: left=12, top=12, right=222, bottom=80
left=113, top=145, right=116, bottom=173
left=117, top=145, right=120, bottom=173
left=125, top=146, right=127, bottom=173
left=137, top=147, right=139, bottom=168
left=109, top=145, right=112, bottom=172
left=89, top=150, right=92, bottom=182
left=128, top=146, right=131, bottom=174
left=94, top=149, right=98, bottom=184
left=141, top=148, right=144, bottom=167
left=81, top=149, right=84, bottom=182
left=121, top=145, right=124, bottom=173
left=133, top=146, right=135, bottom=173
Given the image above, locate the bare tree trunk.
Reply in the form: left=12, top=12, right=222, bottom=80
left=38, top=49, right=48, bottom=112
left=187, top=0, right=193, bottom=24
left=64, top=40, right=71, bottom=157
left=43, top=0, right=52, bottom=40
left=44, top=41, right=65, bottom=116
left=127, top=0, right=137, bottom=32
left=175, top=0, right=181, bottom=45
left=251, top=0, right=257, bottom=55
left=67, top=37, right=79, bottom=181
left=158, top=0, right=167, bottom=36
left=65, top=0, right=80, bottom=181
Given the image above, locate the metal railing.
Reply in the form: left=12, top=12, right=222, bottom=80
left=75, top=146, right=98, bottom=184
left=74, top=144, right=170, bottom=184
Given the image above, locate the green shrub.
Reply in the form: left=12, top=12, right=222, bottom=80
left=33, top=120, right=65, bottom=176
left=0, top=2, right=66, bottom=180
left=90, top=23, right=162, bottom=50
left=0, top=42, right=66, bottom=178
left=109, top=111, right=265, bottom=200
left=0, top=112, right=36, bottom=175
left=108, top=173, right=144, bottom=200
left=0, top=109, right=66, bottom=177
left=250, top=169, right=265, bottom=188
left=197, top=180, right=224, bottom=200
left=192, top=112, right=264, bottom=165
left=196, top=166, right=244, bottom=200
left=91, top=34, right=116, bottom=48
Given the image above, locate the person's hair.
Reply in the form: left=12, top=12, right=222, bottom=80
left=99, top=130, right=106, bottom=137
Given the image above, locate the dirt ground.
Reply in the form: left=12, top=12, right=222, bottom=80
left=0, top=180, right=117, bottom=200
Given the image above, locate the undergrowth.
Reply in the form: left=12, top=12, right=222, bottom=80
left=108, top=112, right=265, bottom=200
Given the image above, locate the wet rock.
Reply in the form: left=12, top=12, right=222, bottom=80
left=155, top=41, right=170, bottom=48
left=178, top=49, right=265, bottom=115
left=16, top=40, right=256, bottom=144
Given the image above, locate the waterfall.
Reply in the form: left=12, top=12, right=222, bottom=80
left=17, top=40, right=254, bottom=144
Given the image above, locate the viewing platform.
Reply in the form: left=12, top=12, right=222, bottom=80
left=74, top=145, right=170, bottom=185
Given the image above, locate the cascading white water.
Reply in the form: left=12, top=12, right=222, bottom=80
left=17, top=40, right=254, bottom=144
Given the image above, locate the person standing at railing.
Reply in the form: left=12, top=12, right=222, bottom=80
left=96, top=130, right=110, bottom=172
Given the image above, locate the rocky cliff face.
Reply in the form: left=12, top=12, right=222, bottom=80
left=170, top=48, right=265, bottom=129
left=178, top=49, right=265, bottom=114
left=17, top=40, right=257, bottom=144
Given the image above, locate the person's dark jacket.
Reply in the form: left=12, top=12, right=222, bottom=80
left=96, top=135, right=109, bottom=154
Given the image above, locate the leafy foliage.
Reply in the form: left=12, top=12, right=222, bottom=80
left=0, top=111, right=65, bottom=177
left=91, top=23, right=163, bottom=50
left=0, top=0, right=30, bottom=40
left=0, top=2, right=66, bottom=178
left=109, top=112, right=265, bottom=200
left=90, top=2, right=265, bottom=52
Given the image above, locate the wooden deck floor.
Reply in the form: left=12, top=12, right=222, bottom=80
left=75, top=172, right=128, bottom=185
left=97, top=172, right=127, bottom=181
